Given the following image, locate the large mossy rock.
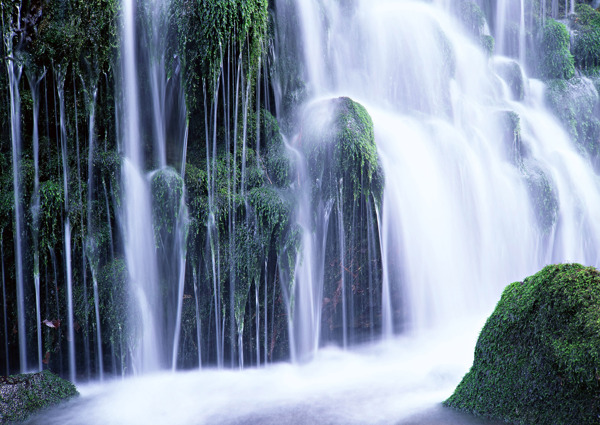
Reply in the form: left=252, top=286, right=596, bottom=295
left=446, top=264, right=600, bottom=425
left=0, top=370, right=78, bottom=423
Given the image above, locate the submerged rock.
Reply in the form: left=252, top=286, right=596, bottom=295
left=0, top=370, right=78, bottom=423
left=446, top=264, right=600, bottom=425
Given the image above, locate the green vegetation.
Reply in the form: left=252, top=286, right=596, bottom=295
left=303, top=97, right=383, bottom=205
left=570, top=4, right=600, bottom=75
left=0, top=370, right=78, bottom=423
left=446, top=264, right=600, bottom=425
left=539, top=19, right=575, bottom=80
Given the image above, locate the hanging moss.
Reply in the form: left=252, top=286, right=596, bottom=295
left=171, top=0, right=268, bottom=103
left=446, top=264, right=600, bottom=425
left=570, top=5, right=600, bottom=75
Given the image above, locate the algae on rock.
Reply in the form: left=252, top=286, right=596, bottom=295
left=446, top=264, right=600, bottom=425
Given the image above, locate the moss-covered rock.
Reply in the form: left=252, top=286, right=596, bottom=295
left=446, top=264, right=600, bottom=425
left=301, top=97, right=384, bottom=343
left=0, top=370, right=78, bottom=423
left=302, top=97, right=383, bottom=205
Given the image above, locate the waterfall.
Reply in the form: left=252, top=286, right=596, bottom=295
left=55, top=65, right=77, bottom=382
left=1, top=239, right=8, bottom=374
left=26, top=68, right=46, bottom=372
left=280, top=0, right=600, bottom=338
left=6, top=32, right=27, bottom=373
left=120, top=0, right=162, bottom=373
left=84, top=80, right=104, bottom=381
left=119, top=0, right=189, bottom=372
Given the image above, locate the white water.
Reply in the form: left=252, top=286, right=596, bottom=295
left=120, top=0, right=162, bottom=373
left=6, top=32, right=27, bottom=373
left=286, top=0, right=600, bottom=338
left=19, top=0, right=600, bottom=422
left=119, top=0, right=189, bottom=373
left=26, top=68, right=45, bottom=373
left=25, top=318, right=488, bottom=425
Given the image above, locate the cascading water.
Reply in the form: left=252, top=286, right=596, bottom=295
left=5, top=21, right=28, bottom=373
left=119, top=0, right=189, bottom=373
left=283, top=0, right=600, bottom=338
left=6, top=0, right=600, bottom=423
left=26, top=67, right=46, bottom=373
left=120, top=0, right=162, bottom=373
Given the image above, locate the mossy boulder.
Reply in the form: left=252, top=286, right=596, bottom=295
left=0, top=370, right=78, bottom=423
left=446, top=264, right=600, bottom=425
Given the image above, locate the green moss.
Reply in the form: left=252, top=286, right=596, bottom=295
left=539, top=19, right=575, bottom=80
left=446, top=264, right=600, bottom=425
left=171, top=0, right=268, bottom=101
left=0, top=370, right=78, bottom=423
left=303, top=97, right=383, bottom=205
